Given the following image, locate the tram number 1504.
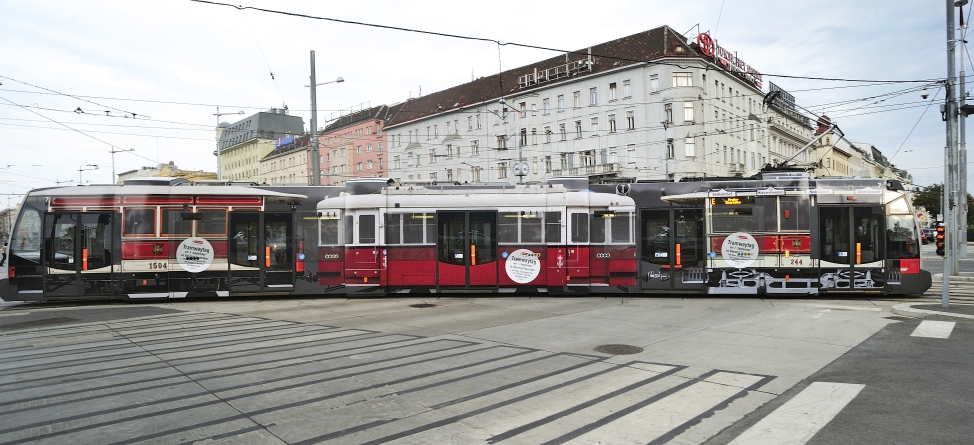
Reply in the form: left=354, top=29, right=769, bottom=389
left=149, top=262, right=168, bottom=270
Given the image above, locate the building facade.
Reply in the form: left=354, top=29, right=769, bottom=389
left=260, top=134, right=311, bottom=185
left=319, top=105, right=395, bottom=186
left=383, top=27, right=788, bottom=183
left=217, top=108, right=304, bottom=183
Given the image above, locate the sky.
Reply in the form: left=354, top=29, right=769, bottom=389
left=0, top=0, right=965, bottom=205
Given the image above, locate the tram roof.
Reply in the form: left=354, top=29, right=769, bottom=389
left=28, top=184, right=307, bottom=201
left=317, top=184, right=634, bottom=210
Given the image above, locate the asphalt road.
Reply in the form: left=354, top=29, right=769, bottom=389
left=1, top=295, right=971, bottom=444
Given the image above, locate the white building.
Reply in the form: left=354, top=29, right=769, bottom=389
left=384, top=26, right=788, bottom=183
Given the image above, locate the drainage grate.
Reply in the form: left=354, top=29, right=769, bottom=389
left=409, top=303, right=437, bottom=309
left=594, top=344, right=644, bottom=355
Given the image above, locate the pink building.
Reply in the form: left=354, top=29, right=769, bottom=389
left=319, top=104, right=401, bottom=186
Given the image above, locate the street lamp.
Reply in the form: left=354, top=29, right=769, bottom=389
left=109, top=147, right=135, bottom=184
left=214, top=107, right=245, bottom=180
left=78, top=164, right=99, bottom=184
left=305, top=49, right=344, bottom=186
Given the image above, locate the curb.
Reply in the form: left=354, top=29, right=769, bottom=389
left=932, top=274, right=974, bottom=283
left=892, top=302, right=974, bottom=320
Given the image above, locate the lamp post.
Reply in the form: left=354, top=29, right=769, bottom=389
left=213, top=108, right=245, bottom=180
left=78, top=164, right=99, bottom=184
left=305, top=50, right=344, bottom=186
left=109, top=148, right=135, bottom=184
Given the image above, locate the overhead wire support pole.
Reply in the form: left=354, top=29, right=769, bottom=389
left=310, top=50, right=319, bottom=186
left=944, top=0, right=960, bottom=308
left=959, top=2, right=969, bottom=259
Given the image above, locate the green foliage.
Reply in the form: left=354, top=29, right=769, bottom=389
left=913, top=183, right=974, bottom=227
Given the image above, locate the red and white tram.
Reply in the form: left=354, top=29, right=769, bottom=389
left=315, top=180, right=637, bottom=294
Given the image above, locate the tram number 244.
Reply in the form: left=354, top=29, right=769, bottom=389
left=788, top=258, right=804, bottom=266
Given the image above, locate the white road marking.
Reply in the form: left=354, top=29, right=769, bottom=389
left=728, top=382, right=864, bottom=445
left=797, top=303, right=881, bottom=312
left=910, top=320, right=956, bottom=339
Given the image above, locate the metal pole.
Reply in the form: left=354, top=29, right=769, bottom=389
left=944, top=0, right=959, bottom=308
left=216, top=106, right=222, bottom=181
left=310, top=51, right=320, bottom=186
left=960, top=15, right=969, bottom=258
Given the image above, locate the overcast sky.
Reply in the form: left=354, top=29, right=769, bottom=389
left=0, top=0, right=964, bottom=201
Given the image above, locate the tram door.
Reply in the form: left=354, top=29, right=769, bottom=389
left=436, top=211, right=498, bottom=289
left=817, top=206, right=884, bottom=289
left=43, top=212, right=118, bottom=298
left=227, top=211, right=295, bottom=294
left=639, top=209, right=706, bottom=292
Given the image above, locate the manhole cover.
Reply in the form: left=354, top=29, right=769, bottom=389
left=594, top=344, right=644, bottom=355
left=409, top=303, right=437, bottom=309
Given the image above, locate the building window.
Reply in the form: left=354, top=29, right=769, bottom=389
left=378, top=158, right=383, bottom=170
left=589, top=88, right=598, bottom=105
left=664, top=104, right=673, bottom=123
left=378, top=142, right=383, bottom=154
left=531, top=128, right=537, bottom=145
left=454, top=119, right=459, bottom=133
left=573, top=91, right=581, bottom=108
left=623, top=80, right=631, bottom=98
left=575, top=121, right=582, bottom=139
left=545, top=156, right=552, bottom=173
left=626, top=110, right=634, bottom=130
left=394, top=156, right=400, bottom=169
left=357, top=162, right=363, bottom=171
left=673, top=72, right=692, bottom=87
left=544, top=126, right=552, bottom=143
left=477, top=114, right=482, bottom=129
left=543, top=98, right=550, bottom=115
left=356, top=146, right=362, bottom=154
left=684, top=101, right=694, bottom=123
left=446, top=169, right=453, bottom=182
left=468, top=116, right=473, bottom=131
left=426, top=126, right=431, bottom=140
left=666, top=139, right=674, bottom=159
left=559, top=123, right=567, bottom=141
left=498, top=162, right=508, bottom=179
left=685, top=137, right=695, bottom=157
left=471, top=139, right=479, bottom=155
left=609, top=83, right=617, bottom=101
left=368, top=160, right=373, bottom=169
left=558, top=95, right=565, bottom=111
left=429, top=148, right=436, bottom=163
left=519, top=128, right=527, bottom=147
left=590, top=117, right=599, bottom=135
left=497, top=136, right=507, bottom=150
left=430, top=172, right=437, bottom=181
left=650, top=74, right=659, bottom=92
left=608, top=114, right=616, bottom=133
left=446, top=145, right=453, bottom=158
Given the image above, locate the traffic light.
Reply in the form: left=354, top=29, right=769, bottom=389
left=935, top=224, right=946, bottom=256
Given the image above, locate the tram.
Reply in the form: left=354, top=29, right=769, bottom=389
left=0, top=172, right=930, bottom=302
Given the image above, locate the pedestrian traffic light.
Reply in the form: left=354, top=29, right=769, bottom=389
left=935, top=224, right=946, bottom=256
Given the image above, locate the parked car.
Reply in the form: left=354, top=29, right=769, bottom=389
left=921, top=228, right=935, bottom=244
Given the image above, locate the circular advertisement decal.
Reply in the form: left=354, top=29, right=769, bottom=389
left=721, top=232, right=759, bottom=268
left=176, top=237, right=214, bottom=273
left=505, top=248, right=541, bottom=284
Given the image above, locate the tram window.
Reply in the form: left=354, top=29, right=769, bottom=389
left=344, top=216, right=354, bottom=244
left=887, top=197, right=910, bottom=215
left=545, top=212, right=562, bottom=243
left=161, top=209, right=192, bottom=236
left=12, top=208, right=41, bottom=252
left=779, top=197, right=809, bottom=231
left=610, top=212, right=632, bottom=243
left=197, top=209, right=227, bottom=236
left=48, top=213, right=77, bottom=271
left=887, top=214, right=919, bottom=258
left=521, top=213, right=543, bottom=243
left=590, top=214, right=607, bottom=243
left=403, top=213, right=426, bottom=244
left=359, top=214, right=376, bottom=244
left=319, top=217, right=340, bottom=245
left=709, top=196, right=774, bottom=233
left=571, top=212, right=589, bottom=243
left=426, top=214, right=436, bottom=244
left=498, top=212, right=519, bottom=243
left=123, top=208, right=155, bottom=236
left=385, top=214, right=402, bottom=244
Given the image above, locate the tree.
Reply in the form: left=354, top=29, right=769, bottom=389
left=912, top=183, right=974, bottom=227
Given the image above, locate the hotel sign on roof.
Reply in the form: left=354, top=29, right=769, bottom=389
left=695, top=32, right=763, bottom=89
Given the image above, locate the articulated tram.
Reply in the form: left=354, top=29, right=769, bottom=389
left=0, top=173, right=930, bottom=302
